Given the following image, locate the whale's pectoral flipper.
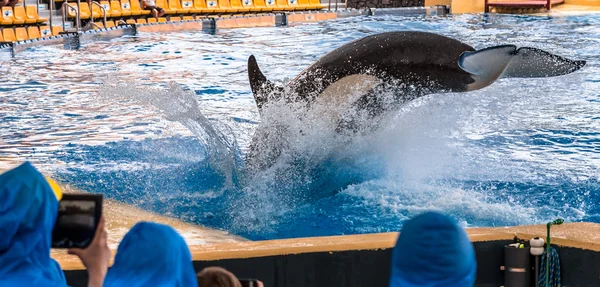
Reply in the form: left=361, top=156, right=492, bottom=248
left=458, top=45, right=518, bottom=91
left=248, top=55, right=284, bottom=114
left=458, top=45, right=586, bottom=91
left=500, top=47, right=586, bottom=78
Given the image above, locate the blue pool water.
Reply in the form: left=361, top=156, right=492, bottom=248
left=1, top=13, right=599, bottom=240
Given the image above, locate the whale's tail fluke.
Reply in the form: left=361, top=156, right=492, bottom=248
left=458, top=45, right=586, bottom=91
left=248, top=55, right=283, bottom=114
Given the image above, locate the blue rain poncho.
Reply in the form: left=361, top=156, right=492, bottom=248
left=389, top=211, right=477, bottom=287
left=0, top=162, right=68, bottom=287
left=104, top=222, right=197, bottom=287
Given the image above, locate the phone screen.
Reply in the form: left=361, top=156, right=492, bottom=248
left=239, top=279, right=259, bottom=287
left=51, top=194, right=103, bottom=249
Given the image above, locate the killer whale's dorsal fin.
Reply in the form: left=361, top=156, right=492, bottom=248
left=248, top=55, right=282, bottom=113
left=458, top=45, right=586, bottom=91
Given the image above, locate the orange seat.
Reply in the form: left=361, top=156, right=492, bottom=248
left=91, top=3, right=106, bottom=19
left=0, top=30, right=3, bottom=41
left=263, top=0, right=277, bottom=10
left=136, top=18, right=146, bottom=23
left=130, top=0, right=151, bottom=15
left=120, top=0, right=137, bottom=15
left=66, top=3, right=91, bottom=19
left=110, top=0, right=125, bottom=16
left=182, top=15, right=194, bottom=20
left=247, top=0, right=267, bottom=11
left=147, top=17, right=157, bottom=22
left=126, top=18, right=136, bottom=23
left=308, top=0, right=325, bottom=9
left=94, top=21, right=105, bottom=28
left=170, top=15, right=181, bottom=20
left=27, top=26, right=41, bottom=39
left=295, top=0, right=312, bottom=10
left=39, top=26, right=52, bottom=37
left=214, top=0, right=234, bottom=13
left=99, top=1, right=112, bottom=17
left=105, top=20, right=116, bottom=27
left=52, top=25, right=63, bottom=35
left=167, top=0, right=188, bottom=13
left=275, top=0, right=295, bottom=10
left=2, top=28, right=16, bottom=42
left=181, top=0, right=193, bottom=11
left=26, top=6, right=47, bottom=24
left=158, top=16, right=167, bottom=21
left=15, top=27, right=28, bottom=41
left=2, top=7, right=25, bottom=25
left=155, top=0, right=177, bottom=14
left=191, top=0, right=213, bottom=13
left=14, top=6, right=34, bottom=24
left=231, top=0, right=249, bottom=12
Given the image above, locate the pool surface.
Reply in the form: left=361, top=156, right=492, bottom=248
left=1, top=13, right=599, bottom=240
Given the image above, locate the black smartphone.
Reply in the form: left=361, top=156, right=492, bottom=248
left=239, top=279, right=261, bottom=287
left=51, top=193, right=103, bottom=249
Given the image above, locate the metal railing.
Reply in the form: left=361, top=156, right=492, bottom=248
left=62, top=1, right=81, bottom=32
left=90, top=1, right=107, bottom=26
left=49, top=0, right=54, bottom=33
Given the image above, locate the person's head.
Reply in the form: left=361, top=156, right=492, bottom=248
left=0, top=162, right=67, bottom=286
left=389, top=211, right=476, bottom=287
left=197, top=267, right=242, bottom=287
left=103, top=222, right=197, bottom=287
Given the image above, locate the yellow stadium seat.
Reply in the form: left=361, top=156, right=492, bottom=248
left=213, top=0, right=234, bottom=13
left=120, top=0, right=138, bottom=16
left=94, top=21, right=105, bottom=28
left=170, top=16, right=181, bottom=20
left=263, top=0, right=277, bottom=10
left=14, top=6, right=33, bottom=24
left=99, top=1, right=112, bottom=16
left=231, top=0, right=249, bottom=12
left=275, top=0, right=294, bottom=10
left=2, top=7, right=25, bottom=25
left=26, top=5, right=47, bottom=23
left=167, top=0, right=187, bottom=13
left=52, top=25, right=63, bottom=35
left=15, top=27, right=28, bottom=41
left=130, top=0, right=151, bottom=15
left=125, top=18, right=136, bottom=23
left=110, top=0, right=126, bottom=16
left=309, top=0, right=326, bottom=9
left=91, top=3, right=107, bottom=19
left=154, top=0, right=177, bottom=14
left=182, top=15, right=194, bottom=20
left=2, top=28, right=16, bottom=42
left=136, top=18, right=146, bottom=23
left=158, top=16, right=167, bottom=21
left=247, top=0, right=266, bottom=11
left=181, top=0, right=193, bottom=11
left=39, top=26, right=52, bottom=37
left=191, top=0, right=213, bottom=13
left=147, top=17, right=157, bottom=22
left=27, top=26, right=41, bottom=39
left=66, top=3, right=91, bottom=19
left=0, top=31, right=3, bottom=41
left=105, top=20, right=116, bottom=27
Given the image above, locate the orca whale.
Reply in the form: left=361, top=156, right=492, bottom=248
left=245, top=31, right=586, bottom=174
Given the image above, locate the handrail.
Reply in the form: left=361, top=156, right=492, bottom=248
left=49, top=0, right=54, bottom=31
left=90, top=1, right=106, bottom=26
left=327, top=0, right=330, bottom=11
left=546, top=0, right=551, bottom=10
left=62, top=2, right=80, bottom=32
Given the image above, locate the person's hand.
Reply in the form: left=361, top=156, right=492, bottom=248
left=68, top=216, right=110, bottom=287
left=257, top=281, right=264, bottom=287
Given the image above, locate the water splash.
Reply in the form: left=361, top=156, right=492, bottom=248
left=96, top=76, right=243, bottom=189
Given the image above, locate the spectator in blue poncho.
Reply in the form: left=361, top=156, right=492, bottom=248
left=389, top=211, right=477, bottom=287
left=0, top=162, right=111, bottom=287
left=104, top=221, right=197, bottom=287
